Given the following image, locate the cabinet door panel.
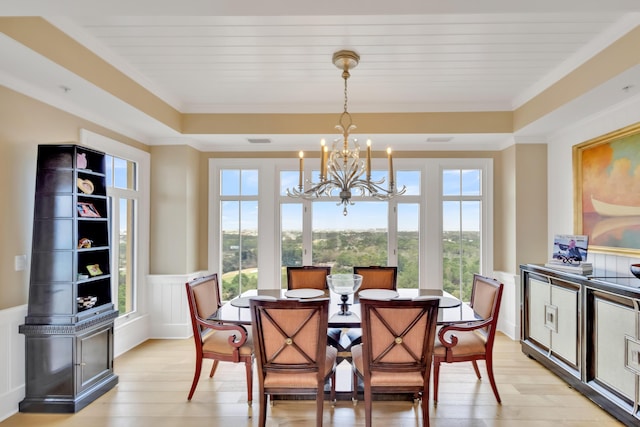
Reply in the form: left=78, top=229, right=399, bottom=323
left=550, top=285, right=578, bottom=365
left=25, top=336, right=74, bottom=397
left=595, top=298, right=636, bottom=400
left=77, top=325, right=112, bottom=392
left=529, top=278, right=551, bottom=347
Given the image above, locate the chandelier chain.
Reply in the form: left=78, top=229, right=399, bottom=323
left=343, top=73, right=348, bottom=114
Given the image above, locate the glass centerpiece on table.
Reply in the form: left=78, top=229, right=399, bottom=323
left=326, top=274, right=363, bottom=315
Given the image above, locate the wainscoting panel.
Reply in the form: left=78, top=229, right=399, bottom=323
left=494, top=271, right=519, bottom=340
left=0, top=305, right=27, bottom=422
left=148, top=272, right=204, bottom=339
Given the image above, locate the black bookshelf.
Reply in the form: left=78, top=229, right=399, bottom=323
left=19, top=144, right=118, bottom=413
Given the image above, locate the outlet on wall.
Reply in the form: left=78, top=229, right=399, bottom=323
left=14, top=254, right=26, bottom=271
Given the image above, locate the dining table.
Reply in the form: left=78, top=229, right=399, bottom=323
left=212, top=287, right=482, bottom=327
left=213, top=287, right=481, bottom=400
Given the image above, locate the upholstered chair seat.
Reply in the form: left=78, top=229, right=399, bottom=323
left=432, top=274, right=504, bottom=404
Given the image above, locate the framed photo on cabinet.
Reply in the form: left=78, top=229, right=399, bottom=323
left=573, top=122, right=640, bottom=255
left=77, top=202, right=101, bottom=218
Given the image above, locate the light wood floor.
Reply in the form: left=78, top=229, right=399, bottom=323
left=1, top=333, right=625, bottom=427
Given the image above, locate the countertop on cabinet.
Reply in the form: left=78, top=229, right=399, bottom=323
left=521, top=263, right=640, bottom=299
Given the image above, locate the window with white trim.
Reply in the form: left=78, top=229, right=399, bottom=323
left=209, top=157, right=492, bottom=297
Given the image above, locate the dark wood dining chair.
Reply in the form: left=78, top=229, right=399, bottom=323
left=286, top=265, right=346, bottom=362
left=351, top=298, right=440, bottom=427
left=433, top=274, right=504, bottom=403
left=353, top=265, right=398, bottom=291
left=286, top=265, right=331, bottom=290
left=250, top=298, right=337, bottom=427
left=343, top=266, right=399, bottom=360
left=184, top=274, right=254, bottom=404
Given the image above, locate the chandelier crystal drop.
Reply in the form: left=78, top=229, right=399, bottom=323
left=286, top=50, right=406, bottom=215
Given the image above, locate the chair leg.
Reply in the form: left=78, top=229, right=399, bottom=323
left=187, top=356, right=203, bottom=400
left=364, top=383, right=373, bottom=427
left=433, top=359, right=440, bottom=404
left=258, top=388, right=268, bottom=427
left=245, top=359, right=253, bottom=405
left=485, top=355, right=502, bottom=403
left=316, top=386, right=324, bottom=427
left=472, top=360, right=482, bottom=379
left=421, top=390, right=430, bottom=427
left=352, top=369, right=361, bottom=404
left=330, top=371, right=336, bottom=404
left=209, top=359, right=219, bottom=377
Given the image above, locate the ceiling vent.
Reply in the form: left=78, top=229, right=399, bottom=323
left=247, top=138, right=271, bottom=144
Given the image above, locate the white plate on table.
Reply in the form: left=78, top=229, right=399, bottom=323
left=413, top=295, right=461, bottom=308
left=358, top=289, right=399, bottom=300
left=284, top=288, right=325, bottom=299
left=230, top=295, right=277, bottom=308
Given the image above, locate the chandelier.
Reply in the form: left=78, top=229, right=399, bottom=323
left=286, top=50, right=406, bottom=215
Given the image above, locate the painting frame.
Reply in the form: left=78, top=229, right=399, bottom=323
left=573, top=122, right=640, bottom=255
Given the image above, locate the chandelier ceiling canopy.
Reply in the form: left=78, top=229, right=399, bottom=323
left=286, top=49, right=406, bottom=215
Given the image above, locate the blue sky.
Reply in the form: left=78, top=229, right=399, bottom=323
left=220, top=167, right=481, bottom=232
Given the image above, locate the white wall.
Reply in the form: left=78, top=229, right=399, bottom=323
left=547, top=94, right=640, bottom=250
left=546, top=93, right=640, bottom=271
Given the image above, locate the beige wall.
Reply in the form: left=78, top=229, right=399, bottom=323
left=495, top=146, right=515, bottom=272
left=0, top=86, right=148, bottom=310
left=149, top=145, right=201, bottom=274
left=514, top=144, right=548, bottom=269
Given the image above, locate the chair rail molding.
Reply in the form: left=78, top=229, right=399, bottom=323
left=148, top=272, right=207, bottom=339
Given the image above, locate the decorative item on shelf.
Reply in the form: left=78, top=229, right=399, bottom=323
left=286, top=50, right=406, bottom=216
left=77, top=296, right=97, bottom=309
left=77, top=273, right=89, bottom=280
left=545, top=234, right=592, bottom=274
left=77, top=177, right=95, bottom=194
left=326, top=273, right=363, bottom=315
left=77, top=152, right=88, bottom=169
left=630, top=264, right=640, bottom=279
left=86, top=264, right=103, bottom=276
left=77, top=202, right=101, bottom=218
left=78, top=238, right=93, bottom=248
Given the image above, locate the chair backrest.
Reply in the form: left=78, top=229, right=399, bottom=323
left=250, top=298, right=330, bottom=378
left=353, top=266, right=398, bottom=290
left=359, top=298, right=439, bottom=374
left=469, top=274, right=504, bottom=340
left=286, top=266, right=331, bottom=290
left=185, top=273, right=222, bottom=338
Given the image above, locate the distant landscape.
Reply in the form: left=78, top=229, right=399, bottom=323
left=221, top=230, right=480, bottom=301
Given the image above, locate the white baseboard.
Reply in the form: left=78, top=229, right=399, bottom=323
left=114, top=313, right=150, bottom=357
